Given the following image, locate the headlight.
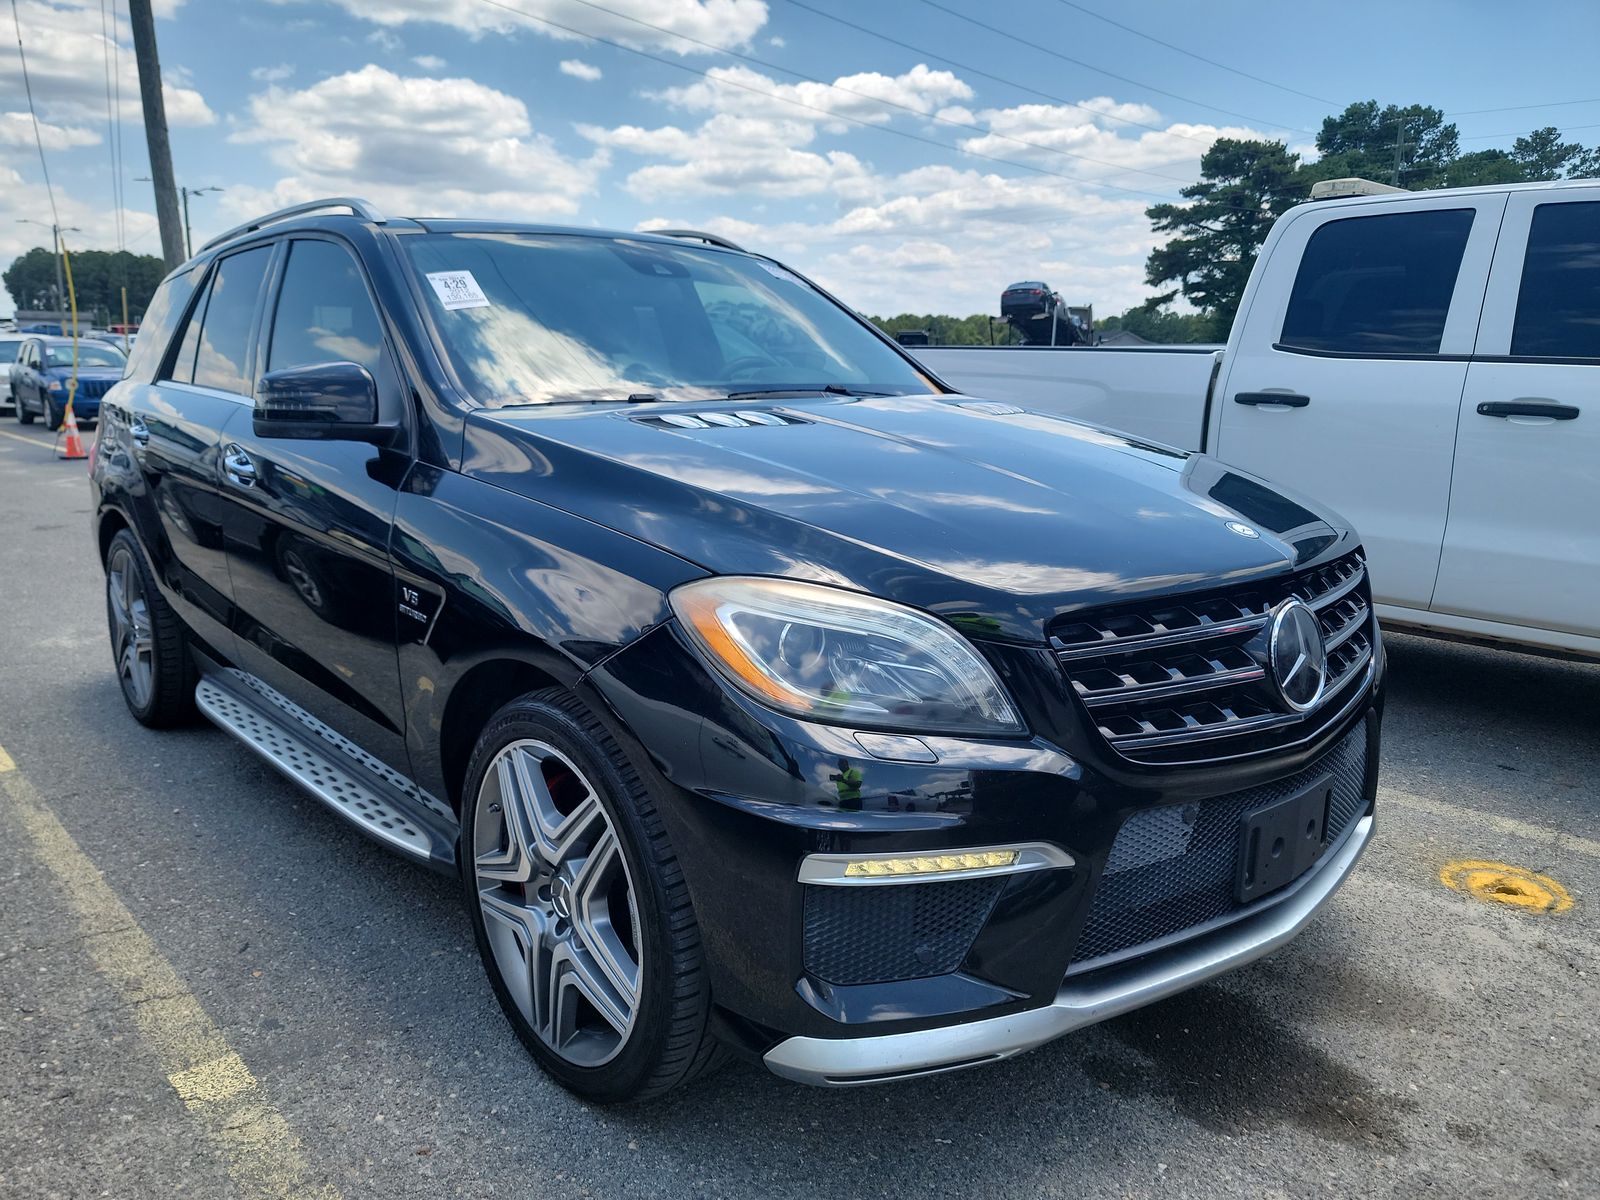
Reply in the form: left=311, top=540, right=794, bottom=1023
left=47, top=378, right=63, bottom=391
left=670, top=577, right=1024, bottom=736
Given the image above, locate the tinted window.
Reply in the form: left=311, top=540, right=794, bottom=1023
left=1280, top=209, right=1474, bottom=354
left=1511, top=201, right=1600, bottom=358
left=192, top=246, right=272, bottom=395
left=124, top=267, right=198, bottom=382
left=168, top=277, right=209, bottom=385
left=268, top=240, right=386, bottom=375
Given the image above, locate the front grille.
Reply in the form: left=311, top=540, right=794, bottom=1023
left=802, top=877, right=1003, bottom=985
left=1068, top=718, right=1369, bottom=970
left=74, top=378, right=115, bottom=399
left=1051, top=549, right=1373, bottom=764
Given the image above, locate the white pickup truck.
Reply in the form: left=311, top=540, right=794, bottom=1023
left=918, top=178, right=1600, bottom=662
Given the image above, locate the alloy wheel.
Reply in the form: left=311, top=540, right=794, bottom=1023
left=107, top=545, right=155, bottom=709
left=473, top=739, right=642, bottom=1067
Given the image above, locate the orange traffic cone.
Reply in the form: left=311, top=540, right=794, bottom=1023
left=57, top=406, right=88, bottom=461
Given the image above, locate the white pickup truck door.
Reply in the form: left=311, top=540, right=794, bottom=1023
left=1213, top=194, right=1505, bottom=609
left=1432, top=190, right=1600, bottom=641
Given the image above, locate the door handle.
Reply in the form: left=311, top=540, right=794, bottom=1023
left=1476, top=399, right=1579, bottom=421
left=1234, top=391, right=1310, bottom=408
left=221, top=444, right=257, bottom=488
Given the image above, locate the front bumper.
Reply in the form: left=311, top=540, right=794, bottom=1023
left=765, top=811, right=1372, bottom=1084
left=582, top=619, right=1384, bottom=1077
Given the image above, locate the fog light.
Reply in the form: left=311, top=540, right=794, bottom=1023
left=843, top=850, right=1020, bottom=879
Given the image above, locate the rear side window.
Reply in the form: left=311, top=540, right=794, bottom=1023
left=1280, top=209, right=1475, bottom=355
left=1510, top=201, right=1600, bottom=358
left=191, top=246, right=273, bottom=395
left=268, top=240, right=387, bottom=376
left=123, top=267, right=198, bottom=382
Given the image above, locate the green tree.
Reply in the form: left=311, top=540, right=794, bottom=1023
left=1510, top=126, right=1585, bottom=179
left=1440, top=148, right=1528, bottom=188
left=3, top=246, right=167, bottom=324
left=1098, top=304, right=1221, bottom=343
left=870, top=312, right=1011, bottom=345
left=1143, top=138, right=1306, bottom=329
left=1307, top=101, right=1460, bottom=188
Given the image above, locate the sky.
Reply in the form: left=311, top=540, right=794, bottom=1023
left=1, top=0, right=1598, bottom=319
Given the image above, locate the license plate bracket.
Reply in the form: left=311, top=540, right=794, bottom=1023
left=1234, top=774, right=1333, bottom=903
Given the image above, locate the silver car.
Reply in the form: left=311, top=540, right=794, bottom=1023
left=0, top=335, right=24, bottom=412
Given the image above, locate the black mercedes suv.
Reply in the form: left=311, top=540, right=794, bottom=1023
left=90, top=198, right=1383, bottom=1102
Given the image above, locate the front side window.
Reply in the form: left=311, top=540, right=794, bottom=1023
left=123, top=267, right=198, bottom=382
left=268, top=240, right=387, bottom=376
left=403, top=233, right=926, bottom=406
left=1511, top=201, right=1600, bottom=358
left=1280, top=209, right=1475, bottom=355
left=189, top=245, right=273, bottom=396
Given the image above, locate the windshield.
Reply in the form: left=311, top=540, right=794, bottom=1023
left=45, top=342, right=125, bottom=368
left=403, top=233, right=929, bottom=406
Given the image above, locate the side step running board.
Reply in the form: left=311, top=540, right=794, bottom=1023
left=195, top=673, right=457, bottom=872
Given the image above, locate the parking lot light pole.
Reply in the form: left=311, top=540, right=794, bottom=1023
left=17, top=219, right=81, bottom=317
left=136, top=180, right=225, bottom=259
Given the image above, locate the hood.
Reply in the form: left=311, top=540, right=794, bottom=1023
left=462, top=396, right=1355, bottom=644
left=47, top=365, right=121, bottom=379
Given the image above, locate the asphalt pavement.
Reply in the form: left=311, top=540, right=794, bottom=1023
left=1, top=420, right=1595, bottom=1199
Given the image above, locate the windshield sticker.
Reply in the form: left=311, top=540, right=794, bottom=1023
left=758, top=261, right=801, bottom=284
left=426, top=270, right=491, bottom=311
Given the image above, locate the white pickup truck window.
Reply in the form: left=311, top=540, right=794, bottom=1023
left=1279, top=209, right=1475, bottom=355
left=1510, top=201, right=1600, bottom=359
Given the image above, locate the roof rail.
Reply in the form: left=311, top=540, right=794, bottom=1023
left=199, top=197, right=387, bottom=255
left=652, top=228, right=747, bottom=252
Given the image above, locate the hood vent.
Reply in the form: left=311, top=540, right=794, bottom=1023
left=957, top=401, right=1024, bottom=416
left=637, top=410, right=806, bottom=430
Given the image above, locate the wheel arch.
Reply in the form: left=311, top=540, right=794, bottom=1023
left=437, top=655, right=568, bottom=813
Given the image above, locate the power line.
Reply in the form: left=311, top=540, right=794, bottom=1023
left=9, top=0, right=62, bottom=233
left=1448, top=96, right=1600, bottom=117
left=101, top=0, right=125, bottom=251
left=1460, top=122, right=1600, bottom=142
left=1046, top=0, right=1336, bottom=107
left=534, top=0, right=1199, bottom=185
left=781, top=0, right=1216, bottom=146
left=472, top=0, right=1183, bottom=203
left=911, top=0, right=1313, bottom=133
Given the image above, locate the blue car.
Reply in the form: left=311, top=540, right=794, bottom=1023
left=11, top=335, right=126, bottom=429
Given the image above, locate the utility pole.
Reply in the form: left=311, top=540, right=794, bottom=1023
left=127, top=0, right=185, bottom=270
left=17, top=219, right=81, bottom=315
left=1391, top=119, right=1409, bottom=188
left=138, top=179, right=225, bottom=258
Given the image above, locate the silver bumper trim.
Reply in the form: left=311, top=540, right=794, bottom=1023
left=764, top=813, right=1374, bottom=1086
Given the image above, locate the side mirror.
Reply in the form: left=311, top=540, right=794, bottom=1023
left=253, top=361, right=396, bottom=444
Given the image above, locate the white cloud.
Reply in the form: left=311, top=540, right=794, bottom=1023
left=559, top=59, right=602, bottom=81
left=0, top=111, right=99, bottom=150
left=655, top=63, right=973, bottom=130
left=224, top=65, right=606, bottom=228
left=0, top=1, right=214, bottom=128
left=251, top=63, right=296, bottom=83
left=274, top=0, right=769, bottom=54
left=768, top=35, right=785, bottom=47
left=412, top=54, right=447, bottom=70
left=366, top=28, right=403, bottom=52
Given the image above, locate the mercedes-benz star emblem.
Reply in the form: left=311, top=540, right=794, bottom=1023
left=1268, top=599, right=1327, bottom=712
left=1225, top=521, right=1260, bottom=539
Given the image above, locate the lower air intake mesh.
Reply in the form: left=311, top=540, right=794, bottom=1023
left=802, top=877, right=1003, bottom=986
left=1070, top=719, right=1368, bottom=970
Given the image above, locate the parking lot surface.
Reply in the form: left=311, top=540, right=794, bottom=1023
left=1, top=422, right=1595, bottom=1198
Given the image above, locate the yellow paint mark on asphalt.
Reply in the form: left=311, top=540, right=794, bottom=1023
left=0, top=745, right=340, bottom=1199
left=1439, top=859, right=1574, bottom=914
left=1381, top=787, right=1600, bottom=861
left=0, top=426, right=53, bottom=449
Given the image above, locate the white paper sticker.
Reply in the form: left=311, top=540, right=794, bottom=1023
left=426, top=270, right=491, bottom=311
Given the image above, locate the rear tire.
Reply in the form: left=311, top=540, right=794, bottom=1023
left=460, top=688, right=726, bottom=1103
left=105, top=529, right=196, bottom=728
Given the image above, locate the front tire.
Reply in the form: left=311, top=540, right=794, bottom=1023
left=460, top=688, right=724, bottom=1103
left=42, top=396, right=61, bottom=431
left=16, top=388, right=32, bottom=424
left=105, top=529, right=196, bottom=727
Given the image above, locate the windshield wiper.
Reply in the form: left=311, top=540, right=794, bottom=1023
left=723, top=384, right=895, bottom=400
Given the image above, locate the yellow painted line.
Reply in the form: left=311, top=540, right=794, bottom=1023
left=1439, top=859, right=1574, bottom=914
left=1381, top=786, right=1600, bottom=861
left=0, top=426, right=53, bottom=448
left=0, top=746, right=339, bottom=1199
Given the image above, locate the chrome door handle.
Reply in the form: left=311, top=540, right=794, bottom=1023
left=222, top=444, right=257, bottom=488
